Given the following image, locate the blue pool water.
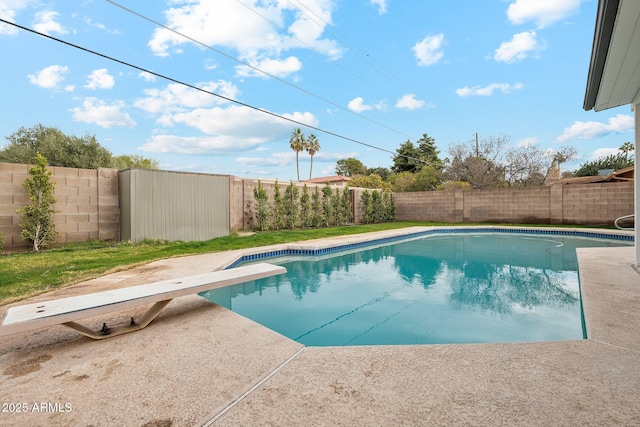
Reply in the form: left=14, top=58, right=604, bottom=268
left=201, top=233, right=631, bottom=346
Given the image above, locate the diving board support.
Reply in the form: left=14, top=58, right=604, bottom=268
left=62, top=299, right=173, bottom=340
left=0, top=263, right=286, bottom=340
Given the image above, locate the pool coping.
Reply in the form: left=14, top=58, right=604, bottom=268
left=1, top=225, right=639, bottom=426
left=223, top=225, right=634, bottom=269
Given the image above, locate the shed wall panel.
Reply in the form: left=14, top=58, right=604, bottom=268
left=122, top=169, right=229, bottom=243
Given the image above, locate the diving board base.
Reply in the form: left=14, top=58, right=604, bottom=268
left=62, top=299, right=173, bottom=340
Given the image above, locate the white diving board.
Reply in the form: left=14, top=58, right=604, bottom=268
left=0, top=262, right=286, bottom=340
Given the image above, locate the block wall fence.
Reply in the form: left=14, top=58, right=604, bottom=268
left=394, top=181, right=634, bottom=225
left=0, top=162, right=119, bottom=249
left=1, top=162, right=634, bottom=249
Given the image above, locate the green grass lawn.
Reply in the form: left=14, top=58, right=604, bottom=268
left=0, top=221, right=613, bottom=305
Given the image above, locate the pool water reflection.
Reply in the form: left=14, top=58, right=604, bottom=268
left=201, top=234, right=630, bottom=346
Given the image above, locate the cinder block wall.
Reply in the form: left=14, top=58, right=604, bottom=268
left=562, top=181, right=634, bottom=224
left=395, top=181, right=634, bottom=225
left=0, top=162, right=119, bottom=249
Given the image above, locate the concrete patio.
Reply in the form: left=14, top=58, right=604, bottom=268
left=1, top=228, right=639, bottom=426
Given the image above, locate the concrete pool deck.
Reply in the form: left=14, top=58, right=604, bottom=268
left=1, top=227, right=639, bottom=426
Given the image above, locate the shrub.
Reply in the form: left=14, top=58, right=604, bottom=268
left=18, top=152, right=58, bottom=251
left=321, top=184, right=334, bottom=227
left=331, top=188, right=342, bottom=226
left=361, top=190, right=373, bottom=224
left=311, top=185, right=323, bottom=227
left=371, top=190, right=384, bottom=223
left=341, top=187, right=353, bottom=225
left=284, top=181, right=300, bottom=229
left=271, top=180, right=285, bottom=230
left=253, top=180, right=270, bottom=231
left=300, top=184, right=312, bottom=228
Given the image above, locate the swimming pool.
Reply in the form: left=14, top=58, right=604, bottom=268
left=200, top=230, right=632, bottom=346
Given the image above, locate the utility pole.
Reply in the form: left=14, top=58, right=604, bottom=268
left=475, top=132, right=479, bottom=158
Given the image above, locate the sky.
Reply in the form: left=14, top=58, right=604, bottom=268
left=0, top=0, right=635, bottom=181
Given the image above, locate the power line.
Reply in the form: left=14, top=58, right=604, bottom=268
left=289, top=0, right=413, bottom=93
left=0, top=18, right=426, bottom=164
left=105, top=0, right=417, bottom=142
left=233, top=0, right=397, bottom=101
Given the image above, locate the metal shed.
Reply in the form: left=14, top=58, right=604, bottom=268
left=119, top=168, right=230, bottom=243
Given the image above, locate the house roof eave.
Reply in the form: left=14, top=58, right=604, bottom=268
left=584, top=0, right=621, bottom=111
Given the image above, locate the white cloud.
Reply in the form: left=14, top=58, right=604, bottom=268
left=169, top=106, right=318, bottom=136
left=516, top=137, right=538, bottom=148
left=396, top=94, right=425, bottom=110
left=148, top=0, right=342, bottom=62
left=85, top=68, right=115, bottom=90
left=236, top=152, right=297, bottom=167
left=348, top=97, right=372, bottom=113
left=589, top=147, right=619, bottom=161
left=0, top=0, right=32, bottom=35
left=138, top=71, right=157, bottom=82
left=141, top=134, right=264, bottom=155
left=70, top=97, right=136, bottom=128
left=134, top=80, right=239, bottom=114
left=33, top=10, right=67, bottom=36
left=235, top=56, right=302, bottom=78
left=370, top=0, right=387, bottom=15
left=139, top=105, right=318, bottom=155
left=412, top=33, right=445, bottom=66
left=455, top=82, right=524, bottom=97
left=494, top=31, right=544, bottom=63
left=507, top=0, right=582, bottom=29
left=28, top=65, right=70, bottom=89
left=557, top=114, right=634, bottom=142
left=236, top=150, right=355, bottom=168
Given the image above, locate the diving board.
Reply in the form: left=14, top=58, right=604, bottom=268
left=0, top=262, right=286, bottom=340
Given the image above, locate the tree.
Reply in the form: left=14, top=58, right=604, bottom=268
left=289, top=128, right=306, bottom=181
left=416, top=133, right=444, bottom=170
left=392, top=141, right=421, bottom=173
left=620, top=141, right=634, bottom=162
left=445, top=135, right=509, bottom=189
left=437, top=181, right=471, bottom=191
left=112, top=154, right=160, bottom=170
left=504, top=144, right=576, bottom=187
left=18, top=152, right=58, bottom=251
left=1, top=124, right=112, bottom=168
left=306, top=134, right=320, bottom=180
left=572, top=152, right=634, bottom=177
left=349, top=174, right=392, bottom=191
left=391, top=166, right=442, bottom=192
left=366, top=166, right=390, bottom=180
left=336, top=157, right=366, bottom=176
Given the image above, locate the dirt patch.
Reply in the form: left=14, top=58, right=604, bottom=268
left=3, top=354, right=53, bottom=378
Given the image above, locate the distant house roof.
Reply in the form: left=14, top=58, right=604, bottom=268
left=302, top=175, right=352, bottom=185
left=556, top=165, right=634, bottom=185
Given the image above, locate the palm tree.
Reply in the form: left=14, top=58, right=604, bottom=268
left=289, top=128, right=306, bottom=181
left=306, top=133, right=320, bottom=180
left=620, top=141, right=634, bottom=162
